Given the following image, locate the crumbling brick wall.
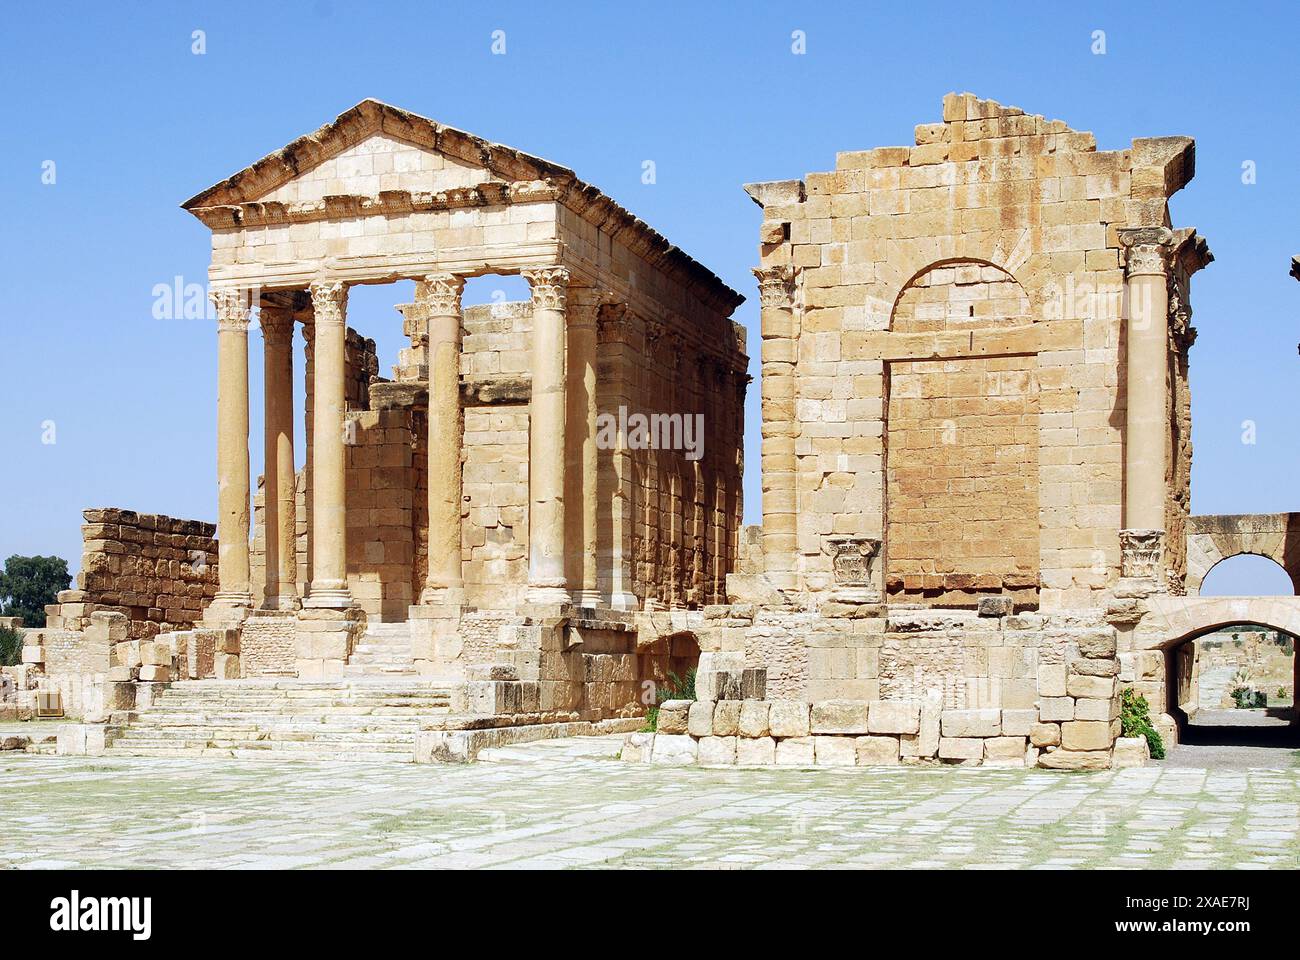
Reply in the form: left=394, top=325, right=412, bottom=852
left=47, top=508, right=219, bottom=640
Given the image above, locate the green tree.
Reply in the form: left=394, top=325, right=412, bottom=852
left=0, top=555, right=71, bottom=628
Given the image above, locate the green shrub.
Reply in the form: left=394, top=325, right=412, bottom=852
left=0, top=626, right=22, bottom=667
left=1120, top=687, right=1165, bottom=760
left=1230, top=685, right=1260, bottom=709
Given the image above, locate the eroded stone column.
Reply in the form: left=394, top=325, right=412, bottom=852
left=566, top=290, right=600, bottom=607
left=260, top=305, right=298, bottom=609
left=754, top=265, right=798, bottom=591
left=303, top=280, right=352, bottom=608
left=523, top=266, right=570, bottom=605
left=420, top=273, right=465, bottom=605
left=211, top=289, right=253, bottom=612
left=1118, top=227, right=1173, bottom=580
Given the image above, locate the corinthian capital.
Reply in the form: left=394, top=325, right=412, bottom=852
left=309, top=280, right=348, bottom=326
left=419, top=273, right=465, bottom=316
left=1118, top=227, right=1174, bottom=278
left=259, top=306, right=295, bottom=346
left=522, top=266, right=570, bottom=311
left=753, top=265, right=796, bottom=309
left=211, top=289, right=251, bottom=332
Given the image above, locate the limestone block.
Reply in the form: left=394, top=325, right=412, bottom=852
left=1077, top=629, right=1117, bottom=659
left=656, top=699, right=691, bottom=734
left=938, top=737, right=983, bottom=761
left=1030, top=722, right=1061, bottom=747
left=1067, top=675, right=1115, bottom=699
left=687, top=700, right=715, bottom=738
left=813, top=736, right=857, bottom=766
left=736, top=736, right=776, bottom=765
left=620, top=732, right=654, bottom=763
left=854, top=735, right=900, bottom=765
left=213, top=653, right=241, bottom=680
left=940, top=708, right=1000, bottom=738
left=1037, top=749, right=1110, bottom=770
left=1111, top=736, right=1150, bottom=769
left=1071, top=657, right=1118, bottom=677
left=810, top=699, right=870, bottom=734
left=712, top=700, right=741, bottom=737
left=1037, top=662, right=1067, bottom=698
left=768, top=699, right=810, bottom=738
left=900, top=697, right=940, bottom=758
left=1061, top=720, right=1113, bottom=751
left=984, top=736, right=1027, bottom=761
left=1073, top=697, right=1119, bottom=722
left=738, top=699, right=771, bottom=738
left=138, top=664, right=172, bottom=682
left=104, top=681, right=136, bottom=711
left=867, top=700, right=920, bottom=735
left=977, top=596, right=1013, bottom=617
left=1000, top=709, right=1037, bottom=737
left=650, top=734, right=698, bottom=766
left=775, top=736, right=815, bottom=766
left=698, top=736, right=737, bottom=766
left=1038, top=697, right=1075, bottom=722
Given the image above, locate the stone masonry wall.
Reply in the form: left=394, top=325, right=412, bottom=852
left=48, top=508, right=219, bottom=640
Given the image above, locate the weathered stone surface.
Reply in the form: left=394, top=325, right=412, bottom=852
left=698, top=735, right=737, bottom=766
left=650, top=734, right=698, bottom=765
left=1067, top=675, right=1115, bottom=699
left=620, top=731, right=654, bottom=763
left=687, top=700, right=715, bottom=738
left=656, top=700, right=691, bottom=735
left=854, top=735, right=900, bottom=765
left=1030, top=722, right=1061, bottom=747
left=810, top=699, right=870, bottom=735
left=940, top=708, right=1000, bottom=738
left=736, top=736, right=776, bottom=765
left=775, top=736, right=815, bottom=766
left=768, top=699, right=810, bottom=738
left=1073, top=697, right=1119, bottom=722
left=900, top=697, right=940, bottom=758
left=813, top=736, right=857, bottom=766
left=738, top=699, right=771, bottom=738
left=1077, top=629, right=1117, bottom=659
left=938, top=737, right=983, bottom=761
left=1111, top=736, right=1149, bottom=769
left=1000, top=708, right=1037, bottom=737
left=984, top=736, right=1027, bottom=761
left=1061, top=720, right=1114, bottom=751
left=1037, top=663, right=1067, bottom=698
left=1037, top=748, right=1111, bottom=770
left=712, top=700, right=741, bottom=737
left=867, top=700, right=920, bottom=735
left=1038, top=697, right=1075, bottom=722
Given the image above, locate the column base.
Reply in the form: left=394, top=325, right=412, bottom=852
left=527, top=584, right=571, bottom=605
left=604, top=591, right=641, bottom=613
left=262, top=594, right=302, bottom=612
left=572, top=589, right=603, bottom=609
left=302, top=586, right=354, bottom=609
left=202, top=593, right=252, bottom=626
left=419, top=584, right=466, bottom=606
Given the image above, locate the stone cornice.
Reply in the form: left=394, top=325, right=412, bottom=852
left=182, top=98, right=743, bottom=317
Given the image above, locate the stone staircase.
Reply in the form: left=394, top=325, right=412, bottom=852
left=103, top=679, right=458, bottom=762
left=342, top=621, right=415, bottom=676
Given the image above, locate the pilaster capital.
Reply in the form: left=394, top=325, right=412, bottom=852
left=522, top=266, right=571, bottom=311
left=418, top=273, right=465, bottom=316
left=259, top=305, right=296, bottom=346
left=211, top=289, right=251, bottom=333
left=308, top=279, right=348, bottom=325
left=753, top=265, right=796, bottom=309
left=1118, top=227, right=1174, bottom=278
left=1119, top=528, right=1165, bottom=581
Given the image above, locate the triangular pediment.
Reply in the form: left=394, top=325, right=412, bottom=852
left=181, top=99, right=577, bottom=210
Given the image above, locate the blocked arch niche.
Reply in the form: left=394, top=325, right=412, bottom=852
left=884, top=259, right=1039, bottom=607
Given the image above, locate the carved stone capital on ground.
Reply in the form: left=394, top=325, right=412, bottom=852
left=521, top=266, right=570, bottom=311
left=1119, top=527, right=1165, bottom=580
left=1118, top=226, right=1174, bottom=278
left=753, top=264, right=796, bottom=309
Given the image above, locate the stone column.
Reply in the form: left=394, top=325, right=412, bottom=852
left=303, top=280, right=353, bottom=608
left=522, top=266, right=570, bottom=605
left=419, top=273, right=465, bottom=605
left=566, top=290, right=600, bottom=607
left=1118, top=227, right=1173, bottom=580
left=754, top=265, right=798, bottom=591
left=211, top=289, right=253, bottom=613
left=595, top=303, right=639, bottom=611
left=260, top=305, right=298, bottom=609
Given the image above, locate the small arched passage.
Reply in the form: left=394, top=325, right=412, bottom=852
left=1185, top=513, right=1300, bottom=595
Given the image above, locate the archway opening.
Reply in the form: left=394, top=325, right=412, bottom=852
left=1165, top=621, right=1298, bottom=760
left=1198, top=553, right=1296, bottom=597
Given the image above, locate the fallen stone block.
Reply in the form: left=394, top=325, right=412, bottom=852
left=620, top=732, right=654, bottom=763
left=1111, top=736, right=1150, bottom=769
left=1037, top=748, right=1111, bottom=770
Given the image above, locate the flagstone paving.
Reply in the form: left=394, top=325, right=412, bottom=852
left=2, top=736, right=1298, bottom=869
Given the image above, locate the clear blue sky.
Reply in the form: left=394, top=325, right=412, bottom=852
left=2, top=1, right=1297, bottom=595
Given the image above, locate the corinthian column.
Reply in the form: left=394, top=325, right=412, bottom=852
left=754, top=265, right=798, bottom=591
left=260, top=304, right=298, bottom=609
left=566, top=290, right=600, bottom=607
left=1118, top=226, right=1173, bottom=581
left=420, top=273, right=465, bottom=605
left=522, top=266, right=570, bottom=605
left=303, top=279, right=353, bottom=608
left=209, top=289, right=253, bottom=613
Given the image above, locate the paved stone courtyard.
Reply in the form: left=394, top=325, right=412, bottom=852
left=2, top=736, right=1298, bottom=869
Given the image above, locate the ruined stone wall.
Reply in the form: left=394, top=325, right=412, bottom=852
left=48, top=508, right=218, bottom=640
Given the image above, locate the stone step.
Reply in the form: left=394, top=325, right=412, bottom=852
left=112, top=728, right=418, bottom=746
left=103, top=740, right=417, bottom=762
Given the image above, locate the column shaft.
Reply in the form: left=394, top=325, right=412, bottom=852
left=523, top=266, right=571, bottom=605
left=212, top=290, right=252, bottom=609
left=420, top=274, right=465, bottom=603
left=566, top=294, right=600, bottom=606
left=304, top=280, right=352, bottom=608
left=754, top=266, right=798, bottom=590
left=261, top=307, right=298, bottom=609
